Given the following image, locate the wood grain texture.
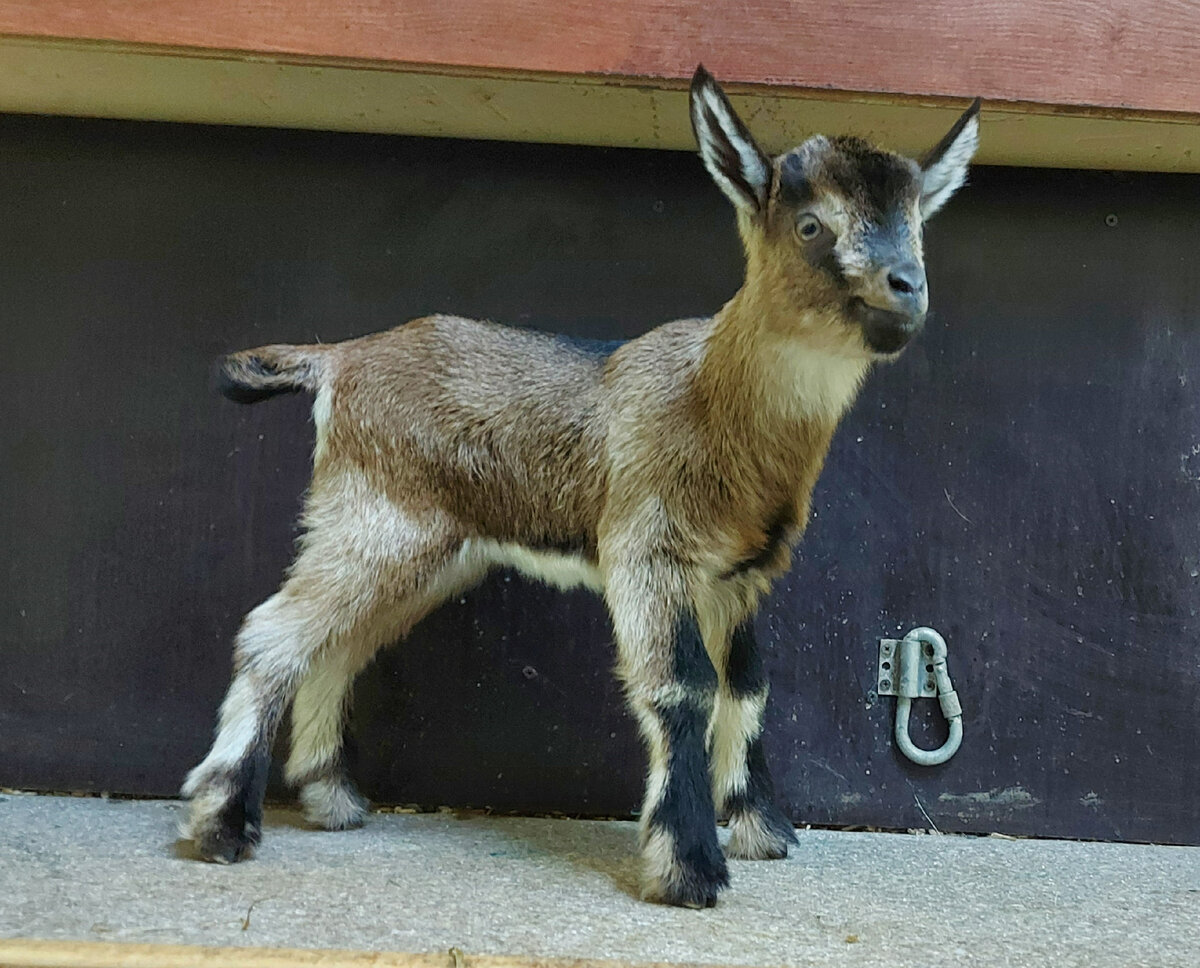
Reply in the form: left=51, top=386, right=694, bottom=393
left=3, top=38, right=1200, bottom=172
left=0, top=0, right=1198, bottom=114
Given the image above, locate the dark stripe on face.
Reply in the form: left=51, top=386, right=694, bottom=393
left=780, top=152, right=848, bottom=286
left=724, top=619, right=766, bottom=698
left=811, top=240, right=847, bottom=288
left=826, top=137, right=920, bottom=223
left=865, top=213, right=916, bottom=261
left=779, top=152, right=813, bottom=207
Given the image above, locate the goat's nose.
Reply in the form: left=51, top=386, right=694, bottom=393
left=887, top=263, right=926, bottom=299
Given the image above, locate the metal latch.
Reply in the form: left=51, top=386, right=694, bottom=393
left=877, top=627, right=963, bottom=766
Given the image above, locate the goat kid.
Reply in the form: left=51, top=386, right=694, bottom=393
left=183, top=66, right=980, bottom=908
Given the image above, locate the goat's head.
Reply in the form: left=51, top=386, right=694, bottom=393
left=690, top=65, right=980, bottom=359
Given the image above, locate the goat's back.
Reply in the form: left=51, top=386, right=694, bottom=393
left=319, top=315, right=622, bottom=552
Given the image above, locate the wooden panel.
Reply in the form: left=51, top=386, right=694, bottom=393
left=3, top=38, right=1200, bottom=173
left=1, top=115, right=1199, bottom=844
left=1, top=0, right=1199, bottom=115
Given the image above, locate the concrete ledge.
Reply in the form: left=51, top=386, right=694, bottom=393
left=0, top=938, right=700, bottom=968
left=2, top=793, right=1198, bottom=967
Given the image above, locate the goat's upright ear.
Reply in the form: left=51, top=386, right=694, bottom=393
left=690, top=65, right=772, bottom=215
left=919, top=98, right=981, bottom=219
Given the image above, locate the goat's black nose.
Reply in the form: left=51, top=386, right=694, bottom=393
left=887, top=263, right=925, bottom=297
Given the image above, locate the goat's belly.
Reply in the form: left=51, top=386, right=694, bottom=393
left=464, top=539, right=605, bottom=593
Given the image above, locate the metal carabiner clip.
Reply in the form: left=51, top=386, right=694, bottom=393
left=877, top=627, right=963, bottom=766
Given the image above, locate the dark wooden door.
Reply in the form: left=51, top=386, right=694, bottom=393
left=2, top=115, right=1197, bottom=843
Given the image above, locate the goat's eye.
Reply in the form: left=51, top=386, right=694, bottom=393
left=796, top=215, right=823, bottom=242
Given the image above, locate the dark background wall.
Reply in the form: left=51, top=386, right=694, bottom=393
left=2, top=114, right=1198, bottom=844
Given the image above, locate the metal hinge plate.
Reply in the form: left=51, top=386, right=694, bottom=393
left=877, top=638, right=938, bottom=698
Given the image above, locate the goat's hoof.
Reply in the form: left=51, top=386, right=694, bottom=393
left=183, top=789, right=261, bottom=864
left=642, top=862, right=730, bottom=908
left=197, top=820, right=260, bottom=864
left=726, top=806, right=799, bottom=860
left=641, top=833, right=730, bottom=908
left=299, top=777, right=369, bottom=831
left=646, top=884, right=721, bottom=909
left=188, top=803, right=261, bottom=864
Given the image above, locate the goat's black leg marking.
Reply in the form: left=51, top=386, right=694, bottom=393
left=717, top=618, right=798, bottom=860
left=186, top=529, right=470, bottom=859
left=206, top=735, right=272, bottom=863
left=637, top=609, right=729, bottom=907
left=182, top=587, right=330, bottom=863
left=183, top=685, right=287, bottom=864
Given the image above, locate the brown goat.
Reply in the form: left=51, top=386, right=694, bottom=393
left=183, top=66, right=980, bottom=908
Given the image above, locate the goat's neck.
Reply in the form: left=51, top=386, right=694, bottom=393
left=699, top=273, right=870, bottom=439
left=694, top=284, right=867, bottom=519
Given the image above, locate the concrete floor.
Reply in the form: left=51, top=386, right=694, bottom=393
left=2, top=793, right=1199, bottom=967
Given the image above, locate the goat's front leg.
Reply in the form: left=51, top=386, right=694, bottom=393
left=711, top=618, right=798, bottom=859
left=606, top=561, right=728, bottom=907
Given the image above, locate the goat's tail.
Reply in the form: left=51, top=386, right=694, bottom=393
left=216, top=344, right=330, bottom=404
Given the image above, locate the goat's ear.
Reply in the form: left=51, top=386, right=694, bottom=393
left=690, top=64, right=772, bottom=215
left=919, top=98, right=981, bottom=219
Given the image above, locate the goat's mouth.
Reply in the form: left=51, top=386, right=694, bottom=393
left=850, top=298, right=925, bottom=357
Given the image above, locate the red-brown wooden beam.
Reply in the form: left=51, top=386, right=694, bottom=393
left=0, top=0, right=1198, bottom=116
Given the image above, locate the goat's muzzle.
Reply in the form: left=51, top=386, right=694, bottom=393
left=852, top=298, right=927, bottom=356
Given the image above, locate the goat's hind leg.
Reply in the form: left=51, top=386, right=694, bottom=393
left=285, top=642, right=374, bottom=832
left=711, top=618, right=797, bottom=860
left=181, top=578, right=341, bottom=862
left=283, top=559, right=474, bottom=831
left=183, top=499, right=464, bottom=862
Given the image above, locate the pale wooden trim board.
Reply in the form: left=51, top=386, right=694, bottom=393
left=1, top=36, right=1199, bottom=172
